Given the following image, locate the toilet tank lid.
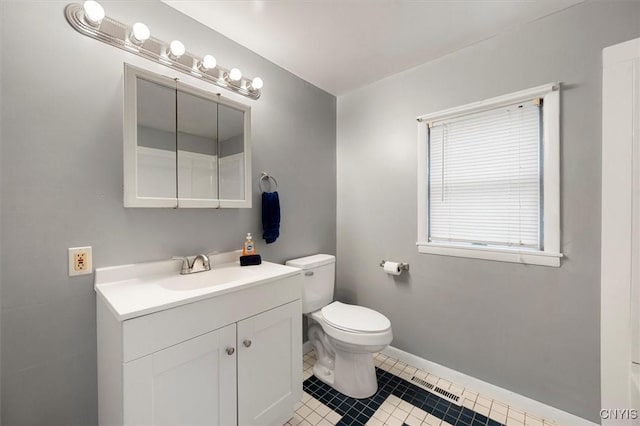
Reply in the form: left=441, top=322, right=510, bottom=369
left=285, top=254, right=335, bottom=270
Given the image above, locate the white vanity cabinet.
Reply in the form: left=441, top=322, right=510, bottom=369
left=95, top=257, right=302, bottom=426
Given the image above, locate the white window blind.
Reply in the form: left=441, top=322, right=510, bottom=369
left=428, top=101, right=542, bottom=249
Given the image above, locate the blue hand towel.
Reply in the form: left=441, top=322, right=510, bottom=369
left=262, top=191, right=280, bottom=244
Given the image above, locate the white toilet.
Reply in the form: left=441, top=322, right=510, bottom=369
left=286, top=254, right=393, bottom=399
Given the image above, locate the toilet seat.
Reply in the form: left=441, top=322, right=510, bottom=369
left=321, top=301, right=391, bottom=333
left=310, top=302, right=393, bottom=348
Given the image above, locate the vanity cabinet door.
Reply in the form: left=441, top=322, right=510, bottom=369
left=123, top=324, right=237, bottom=426
left=237, top=300, right=302, bottom=426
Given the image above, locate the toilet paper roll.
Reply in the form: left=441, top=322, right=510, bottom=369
left=383, top=261, right=402, bottom=276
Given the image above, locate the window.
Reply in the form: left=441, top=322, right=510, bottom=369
left=416, top=84, right=561, bottom=267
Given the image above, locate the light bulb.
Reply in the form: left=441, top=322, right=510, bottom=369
left=169, top=40, right=185, bottom=59
left=131, top=22, right=150, bottom=44
left=200, top=55, right=217, bottom=71
left=83, top=0, right=105, bottom=26
left=229, top=68, right=242, bottom=82
left=251, top=77, right=264, bottom=90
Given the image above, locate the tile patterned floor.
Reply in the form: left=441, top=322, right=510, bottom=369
left=286, top=351, right=557, bottom=426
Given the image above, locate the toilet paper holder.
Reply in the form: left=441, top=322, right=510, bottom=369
left=379, top=260, right=410, bottom=271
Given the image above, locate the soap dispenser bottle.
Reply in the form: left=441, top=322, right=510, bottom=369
left=243, top=233, right=256, bottom=255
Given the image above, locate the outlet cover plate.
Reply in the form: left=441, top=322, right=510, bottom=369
left=68, top=246, right=92, bottom=276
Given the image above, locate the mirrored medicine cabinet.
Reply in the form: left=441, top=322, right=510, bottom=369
left=123, top=64, right=252, bottom=208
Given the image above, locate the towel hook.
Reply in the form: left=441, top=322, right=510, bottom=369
left=259, top=172, right=278, bottom=193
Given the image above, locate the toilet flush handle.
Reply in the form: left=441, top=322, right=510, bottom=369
left=305, top=271, right=314, bottom=276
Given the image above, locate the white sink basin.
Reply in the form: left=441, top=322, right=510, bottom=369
left=160, top=263, right=259, bottom=291
left=94, top=251, right=302, bottom=320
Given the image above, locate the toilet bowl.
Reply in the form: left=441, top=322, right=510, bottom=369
left=286, top=254, right=393, bottom=399
left=308, top=301, right=392, bottom=398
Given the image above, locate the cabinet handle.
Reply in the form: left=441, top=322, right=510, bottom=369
left=226, top=347, right=235, bottom=355
left=243, top=339, right=252, bottom=348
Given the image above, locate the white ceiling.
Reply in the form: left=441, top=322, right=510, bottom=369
left=163, top=0, right=583, bottom=96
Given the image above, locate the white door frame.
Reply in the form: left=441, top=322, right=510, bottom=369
left=601, top=37, right=640, bottom=425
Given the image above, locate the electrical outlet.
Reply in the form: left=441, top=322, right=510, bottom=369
left=68, top=246, right=92, bottom=276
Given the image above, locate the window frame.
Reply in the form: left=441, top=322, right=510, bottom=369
left=416, top=83, right=562, bottom=267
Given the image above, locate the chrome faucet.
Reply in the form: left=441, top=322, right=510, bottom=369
left=173, top=254, right=211, bottom=275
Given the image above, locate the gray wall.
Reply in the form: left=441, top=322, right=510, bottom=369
left=0, top=1, right=336, bottom=424
left=336, top=1, right=640, bottom=422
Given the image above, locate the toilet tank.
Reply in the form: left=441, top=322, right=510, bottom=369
left=286, top=254, right=335, bottom=314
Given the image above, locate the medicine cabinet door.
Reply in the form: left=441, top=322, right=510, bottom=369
left=176, top=87, right=219, bottom=208
left=124, top=67, right=178, bottom=207
left=218, top=100, right=251, bottom=208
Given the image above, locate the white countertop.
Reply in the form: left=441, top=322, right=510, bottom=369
left=94, top=252, right=301, bottom=321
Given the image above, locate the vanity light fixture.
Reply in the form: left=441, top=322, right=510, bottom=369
left=65, top=1, right=263, bottom=99
left=168, top=40, right=185, bottom=59
left=130, top=22, right=150, bottom=45
left=199, top=55, right=217, bottom=71
left=228, top=68, right=242, bottom=82
left=250, top=77, right=264, bottom=91
left=82, top=0, right=104, bottom=27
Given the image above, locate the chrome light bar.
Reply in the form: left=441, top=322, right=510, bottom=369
left=65, top=2, right=263, bottom=100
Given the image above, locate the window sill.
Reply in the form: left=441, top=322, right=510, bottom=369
left=416, top=242, right=562, bottom=267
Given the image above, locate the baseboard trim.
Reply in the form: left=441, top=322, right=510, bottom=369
left=381, top=346, right=597, bottom=426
